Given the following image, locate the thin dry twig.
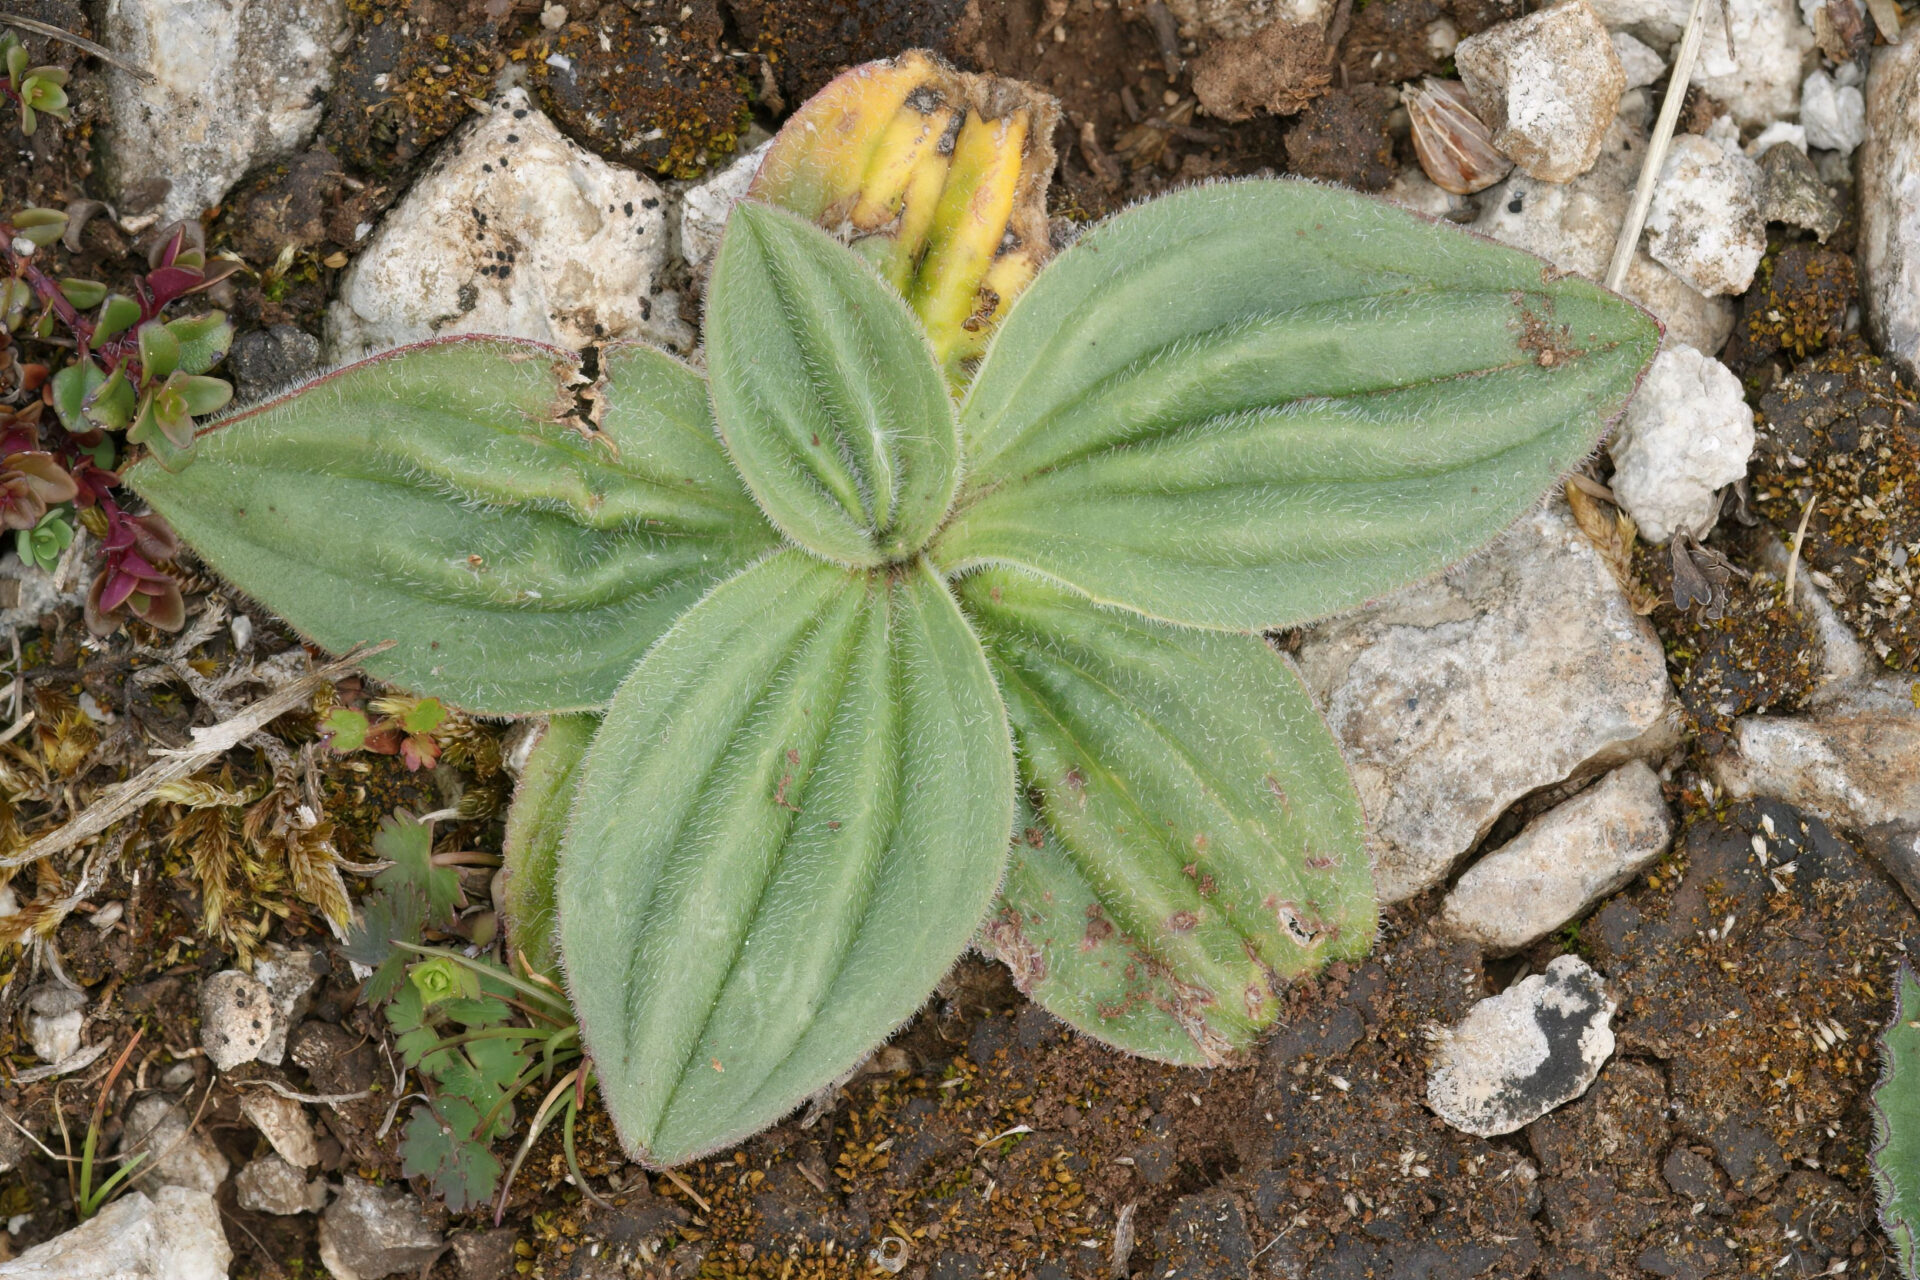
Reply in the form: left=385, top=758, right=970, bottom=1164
left=1784, top=489, right=1819, bottom=601
left=228, top=1077, right=374, bottom=1108
left=1604, top=0, right=1712, bottom=291
left=1, top=643, right=391, bottom=870
left=0, top=13, right=154, bottom=82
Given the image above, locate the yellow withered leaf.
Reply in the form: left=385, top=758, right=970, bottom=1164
left=749, top=49, right=1059, bottom=379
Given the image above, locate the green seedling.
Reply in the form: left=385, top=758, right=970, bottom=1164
left=65, top=1032, right=148, bottom=1221
left=1, top=31, right=68, bottom=136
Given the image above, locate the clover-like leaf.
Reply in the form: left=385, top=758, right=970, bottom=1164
left=500, top=714, right=594, bottom=982
left=558, top=549, right=1013, bottom=1166
left=342, top=886, right=426, bottom=1005
left=706, top=201, right=958, bottom=567
left=127, top=338, right=783, bottom=713
left=372, top=812, right=463, bottom=928
left=935, top=181, right=1660, bottom=630
left=962, top=568, right=1371, bottom=1065
left=400, top=1097, right=502, bottom=1213
left=321, top=707, right=370, bottom=752
left=10, top=208, right=64, bottom=247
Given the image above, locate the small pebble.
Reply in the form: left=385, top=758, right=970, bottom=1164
left=199, top=969, right=273, bottom=1071
left=1427, top=955, right=1617, bottom=1137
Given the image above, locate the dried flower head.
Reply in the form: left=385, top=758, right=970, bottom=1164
left=1408, top=79, right=1513, bottom=196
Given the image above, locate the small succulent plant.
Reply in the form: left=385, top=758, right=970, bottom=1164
left=132, top=163, right=1655, bottom=1166
left=1875, top=960, right=1920, bottom=1275
left=3, top=208, right=238, bottom=633
left=0, top=30, right=69, bottom=136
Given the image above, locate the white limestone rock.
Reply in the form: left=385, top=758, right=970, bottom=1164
left=1473, top=116, right=1734, bottom=354
left=1748, top=121, right=1809, bottom=156
left=1133, top=0, right=1330, bottom=39
left=1611, top=31, right=1667, bottom=89
left=1439, top=763, right=1673, bottom=953
left=1383, top=164, right=1478, bottom=220
left=1292, top=503, right=1677, bottom=904
left=1803, top=68, right=1867, bottom=154
left=1711, top=677, right=1920, bottom=908
left=199, top=969, right=273, bottom=1071
left=1609, top=343, right=1756, bottom=542
left=0, top=1188, right=230, bottom=1280
left=1584, top=0, right=1811, bottom=126
left=1695, top=0, right=1817, bottom=130
left=679, top=139, right=772, bottom=270
left=251, top=943, right=323, bottom=1067
left=121, top=1097, right=229, bottom=1195
left=1861, top=37, right=1920, bottom=381
left=328, top=88, right=680, bottom=362
left=317, top=1179, right=444, bottom=1280
left=240, top=1090, right=320, bottom=1168
left=1427, top=955, right=1617, bottom=1137
left=236, top=1155, right=328, bottom=1216
left=100, top=0, right=348, bottom=224
left=1455, top=2, right=1626, bottom=183
left=1645, top=134, right=1766, bottom=298
left=23, top=986, right=83, bottom=1065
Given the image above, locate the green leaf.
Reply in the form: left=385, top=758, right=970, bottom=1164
left=11, top=208, right=64, bottom=247
left=49, top=363, right=104, bottom=435
left=1874, top=959, right=1920, bottom=1276
left=372, top=812, right=463, bottom=928
left=343, top=887, right=426, bottom=1004
left=321, top=707, right=370, bottom=752
left=166, top=312, right=233, bottom=376
left=399, top=697, right=446, bottom=735
left=558, top=549, right=1013, bottom=1166
left=410, top=956, right=483, bottom=1005
left=501, top=714, right=595, bottom=982
left=934, top=180, right=1660, bottom=630
left=127, top=337, right=783, bottom=714
left=84, top=365, right=135, bottom=432
left=960, top=569, right=1371, bottom=1066
left=137, top=321, right=181, bottom=380
left=58, top=279, right=107, bottom=310
left=400, top=1098, right=502, bottom=1213
left=706, top=201, right=959, bottom=567
left=94, top=295, right=140, bottom=344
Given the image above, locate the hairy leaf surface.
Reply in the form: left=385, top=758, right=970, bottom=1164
left=558, top=550, right=1013, bottom=1166
left=963, top=569, right=1370, bottom=1065
left=129, top=338, right=779, bottom=714
left=1874, top=959, right=1920, bottom=1275
left=935, top=180, right=1660, bottom=629
left=501, top=714, right=596, bottom=982
left=706, top=202, right=959, bottom=565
